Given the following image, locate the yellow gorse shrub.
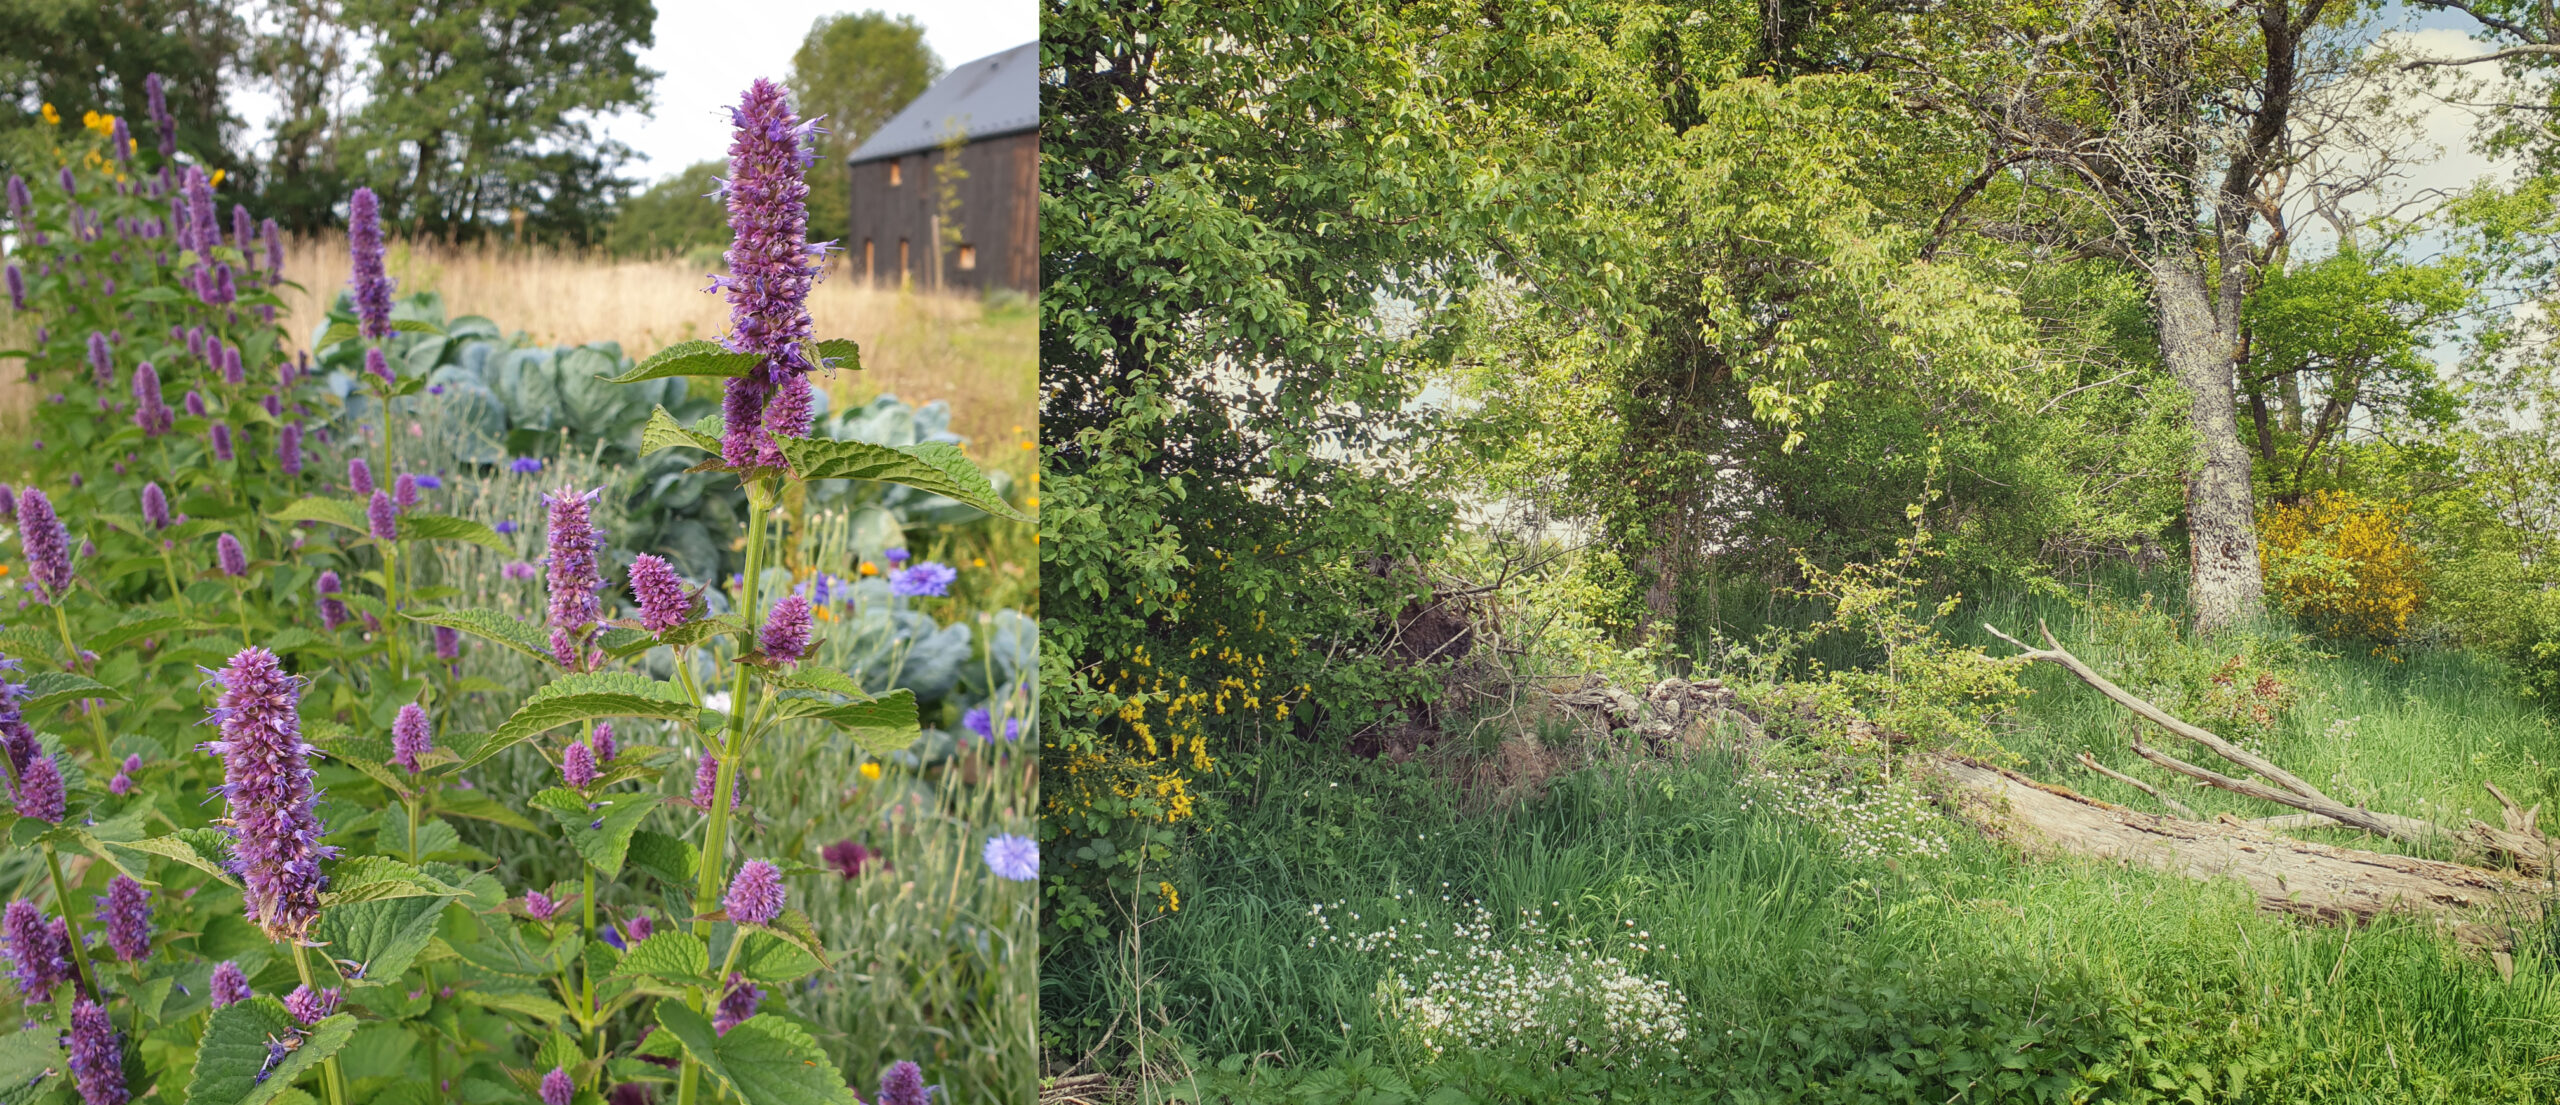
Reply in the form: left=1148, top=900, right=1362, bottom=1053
left=2259, top=490, right=2426, bottom=642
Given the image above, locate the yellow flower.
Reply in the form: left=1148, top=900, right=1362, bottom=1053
left=858, top=561, right=878, bottom=576
left=1025, top=497, right=1039, bottom=509
left=40, top=103, right=58, bottom=125
left=972, top=557, right=986, bottom=568
left=209, top=168, right=225, bottom=187
left=859, top=762, right=882, bottom=781
left=1020, top=441, right=1035, bottom=450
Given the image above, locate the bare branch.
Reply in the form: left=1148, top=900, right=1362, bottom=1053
left=2076, top=750, right=2198, bottom=818
left=2402, top=43, right=2560, bottom=70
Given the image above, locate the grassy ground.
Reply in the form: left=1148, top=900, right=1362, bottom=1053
left=1052, top=571, right=2560, bottom=1103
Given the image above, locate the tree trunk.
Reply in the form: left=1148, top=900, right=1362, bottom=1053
left=2152, top=256, right=2265, bottom=633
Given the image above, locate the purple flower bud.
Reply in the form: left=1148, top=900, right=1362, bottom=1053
left=98, top=875, right=151, bottom=962
left=689, top=752, right=740, bottom=810
left=543, top=486, right=604, bottom=637
left=87, top=331, right=111, bottom=386
left=262, top=218, right=283, bottom=279
left=523, top=889, right=560, bottom=921
left=284, top=983, right=340, bottom=1025
left=714, top=972, right=764, bottom=1035
left=364, top=346, right=393, bottom=386
left=890, top=562, right=956, bottom=598
left=541, top=1067, right=575, bottom=1105
left=69, top=998, right=128, bottom=1105
left=723, top=859, right=785, bottom=926
left=208, top=262, right=236, bottom=305
left=216, top=533, right=246, bottom=577
left=315, top=570, right=349, bottom=631
left=627, top=554, right=690, bottom=633
left=561, top=739, right=596, bottom=788
left=392, top=703, right=431, bottom=773
left=0, top=484, right=14, bottom=519
left=503, top=561, right=536, bottom=581
left=186, top=327, right=206, bottom=359
left=510, top=457, right=544, bottom=475
left=347, top=188, right=394, bottom=340
left=132, top=362, right=171, bottom=436
left=2, top=900, right=70, bottom=1003
left=209, top=960, right=250, bottom=1007
left=58, top=166, right=75, bottom=195
left=108, top=771, right=132, bottom=796
left=232, top=204, right=253, bottom=257
left=203, top=647, right=334, bottom=940
left=348, top=457, right=374, bottom=496
left=141, top=483, right=171, bottom=529
left=878, top=1061, right=931, bottom=1105
left=4, top=175, right=24, bottom=222
left=278, top=423, right=302, bottom=476
left=394, top=473, right=418, bottom=510
left=367, top=490, right=396, bottom=541
left=183, top=166, right=217, bottom=254
left=13, top=750, right=62, bottom=822
left=495, top=519, right=519, bottom=534
left=759, top=594, right=812, bottom=663
left=591, top=721, right=616, bottom=763
left=221, top=342, right=243, bottom=385
left=822, top=839, right=878, bottom=879
left=210, top=422, right=234, bottom=462
left=19, top=488, right=73, bottom=601
left=109, top=115, right=131, bottom=163
left=434, top=625, right=460, bottom=661
left=622, top=913, right=653, bottom=943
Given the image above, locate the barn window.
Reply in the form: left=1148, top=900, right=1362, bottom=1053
left=888, top=161, right=902, bottom=187
left=957, top=244, right=977, bottom=271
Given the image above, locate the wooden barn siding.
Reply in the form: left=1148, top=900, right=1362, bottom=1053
left=846, top=130, right=1038, bottom=294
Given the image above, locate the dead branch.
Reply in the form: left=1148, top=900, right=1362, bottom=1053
left=2122, top=734, right=2408, bottom=839
left=2077, top=750, right=2198, bottom=818
left=2401, top=43, right=2560, bottom=70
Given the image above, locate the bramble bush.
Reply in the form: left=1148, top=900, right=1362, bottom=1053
left=0, top=76, right=1031, bottom=1105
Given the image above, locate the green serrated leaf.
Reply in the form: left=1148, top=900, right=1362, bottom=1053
left=432, top=788, right=537, bottom=831
left=472, top=673, right=697, bottom=767
left=390, top=318, right=442, bottom=334
left=22, top=670, right=125, bottom=714
left=597, top=626, right=655, bottom=658
left=315, top=892, right=453, bottom=987
left=733, top=932, right=823, bottom=984
left=272, top=497, right=372, bottom=533
left=776, top=437, right=1026, bottom=521
left=399, top=515, right=506, bottom=552
left=405, top=608, right=555, bottom=665
left=89, top=613, right=190, bottom=655
left=614, top=931, right=710, bottom=985
left=0, top=1022, right=64, bottom=1095
left=769, top=689, right=918, bottom=756
left=529, top=788, right=660, bottom=876
left=655, top=1003, right=859, bottom=1105
left=761, top=666, right=869, bottom=699
left=625, top=831, right=696, bottom=887
left=606, top=340, right=761, bottom=383
left=315, top=321, right=359, bottom=347
left=810, top=338, right=860, bottom=372
left=116, top=830, right=239, bottom=886
left=640, top=407, right=723, bottom=457
left=186, top=1000, right=357, bottom=1105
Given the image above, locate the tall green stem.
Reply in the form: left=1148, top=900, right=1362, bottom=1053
left=383, top=541, right=406, bottom=677
left=42, top=846, right=98, bottom=1000
left=680, top=482, right=772, bottom=1105
left=50, top=601, right=110, bottom=762
left=289, top=942, right=349, bottom=1105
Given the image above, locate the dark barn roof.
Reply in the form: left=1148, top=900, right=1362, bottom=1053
left=847, top=42, right=1036, bottom=165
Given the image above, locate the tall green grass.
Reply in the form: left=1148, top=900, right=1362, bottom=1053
left=1054, top=571, right=2560, bottom=1102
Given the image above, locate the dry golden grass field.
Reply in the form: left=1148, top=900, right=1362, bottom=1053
left=272, top=235, right=1036, bottom=451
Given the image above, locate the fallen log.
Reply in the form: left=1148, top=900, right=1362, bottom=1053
left=1929, top=755, right=2538, bottom=946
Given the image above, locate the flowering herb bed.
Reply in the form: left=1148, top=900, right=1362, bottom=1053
left=0, top=76, right=1030, bottom=1105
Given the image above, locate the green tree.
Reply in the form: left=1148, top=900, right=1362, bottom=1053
left=245, top=0, right=360, bottom=232
left=786, top=11, right=940, bottom=256
left=0, top=0, right=250, bottom=189
left=603, top=158, right=727, bottom=258
left=340, top=0, right=657, bottom=244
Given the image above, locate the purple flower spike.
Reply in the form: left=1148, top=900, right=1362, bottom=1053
left=220, top=342, right=243, bottom=385
left=348, top=457, right=374, bottom=496
left=142, top=483, right=171, bottom=529
left=714, top=972, right=764, bottom=1035
left=759, top=594, right=812, bottom=663
left=87, top=331, right=111, bottom=386
left=184, top=167, right=217, bottom=253
left=109, top=115, right=131, bottom=162
left=146, top=73, right=174, bottom=158
left=543, top=487, right=604, bottom=631
left=367, top=490, right=396, bottom=541
left=391, top=703, right=431, bottom=773
left=890, top=562, right=956, bottom=598
left=541, top=1067, right=575, bottom=1105
left=688, top=753, right=740, bottom=810
left=69, top=998, right=128, bottom=1105
left=4, top=263, right=20, bottom=311
left=232, top=205, right=253, bottom=257
left=279, top=423, right=303, bottom=476
left=315, top=570, right=349, bottom=631
left=627, top=554, right=689, bottom=633
left=348, top=188, right=394, bottom=340
left=284, top=983, right=340, bottom=1025
left=13, top=751, right=62, bottom=822
left=19, top=488, right=72, bottom=602
left=715, top=80, right=822, bottom=468
left=211, top=422, right=234, bottom=462
left=0, top=484, right=14, bottom=519
left=132, top=362, right=172, bottom=436
left=262, top=219, right=283, bottom=280
left=364, top=346, right=393, bottom=387
left=591, top=721, right=616, bottom=763
left=209, top=960, right=250, bottom=1007
left=394, top=473, right=418, bottom=510
left=879, top=1061, right=931, bottom=1105
left=98, top=875, right=151, bottom=961
left=216, top=533, right=247, bottom=577
left=433, top=625, right=460, bottom=661
left=203, top=647, right=334, bottom=941
left=561, top=739, right=596, bottom=788
left=3, top=901, right=69, bottom=1003
left=5, top=175, right=25, bottom=222
left=623, top=914, right=653, bottom=943
left=524, top=889, right=560, bottom=922
left=724, top=859, right=786, bottom=925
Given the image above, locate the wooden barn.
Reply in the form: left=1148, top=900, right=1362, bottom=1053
left=845, top=42, right=1037, bottom=294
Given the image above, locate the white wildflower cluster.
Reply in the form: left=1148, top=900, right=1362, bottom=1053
left=1740, top=769, right=1952, bottom=863
left=2323, top=715, right=2362, bottom=742
left=1308, top=894, right=1691, bottom=1061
